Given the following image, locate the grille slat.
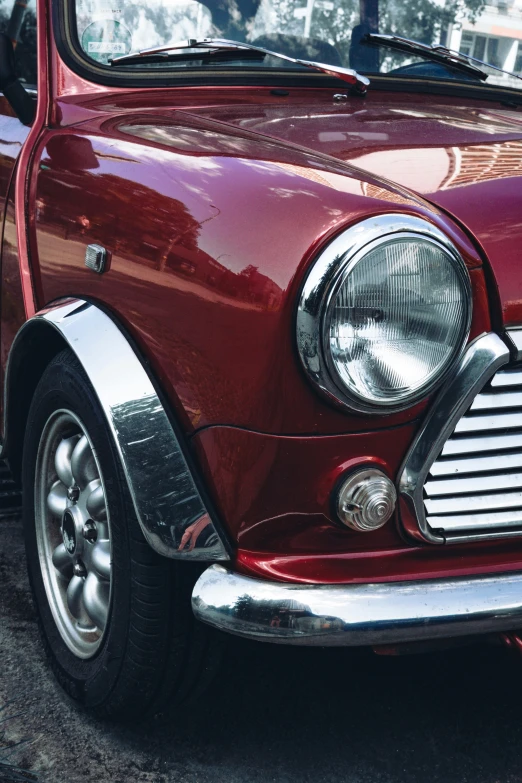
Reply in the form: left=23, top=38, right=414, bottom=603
left=454, top=411, right=522, bottom=433
left=427, top=509, right=522, bottom=532
left=425, top=490, right=522, bottom=514
left=424, top=361, right=522, bottom=539
left=441, top=432, right=522, bottom=456
left=491, top=370, right=522, bottom=387
left=430, top=451, right=522, bottom=476
left=471, top=391, right=522, bottom=410
left=425, top=470, right=522, bottom=496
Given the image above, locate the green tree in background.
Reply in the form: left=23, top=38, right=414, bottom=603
left=271, top=0, right=486, bottom=62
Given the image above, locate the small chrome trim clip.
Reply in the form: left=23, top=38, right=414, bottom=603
left=193, top=564, right=522, bottom=646
left=85, top=244, right=108, bottom=274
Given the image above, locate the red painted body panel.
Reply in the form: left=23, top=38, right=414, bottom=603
left=235, top=544, right=522, bottom=584
left=0, top=109, right=30, bottom=421
left=191, top=98, right=522, bottom=326
left=4, top=0, right=522, bottom=585
left=192, top=411, right=522, bottom=584
left=191, top=423, right=417, bottom=553
left=32, top=114, right=490, bottom=435
left=1, top=182, right=25, bottom=427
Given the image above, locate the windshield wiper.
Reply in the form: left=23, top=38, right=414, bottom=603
left=110, top=38, right=370, bottom=95
left=366, top=33, right=522, bottom=83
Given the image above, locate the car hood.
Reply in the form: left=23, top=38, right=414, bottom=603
left=187, top=98, right=522, bottom=325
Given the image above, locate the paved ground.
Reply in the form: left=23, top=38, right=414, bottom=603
left=3, top=514, right=522, bottom=783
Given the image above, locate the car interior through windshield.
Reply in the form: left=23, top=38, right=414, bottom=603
left=72, top=0, right=522, bottom=89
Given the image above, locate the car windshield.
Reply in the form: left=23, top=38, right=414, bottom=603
left=74, top=0, right=522, bottom=90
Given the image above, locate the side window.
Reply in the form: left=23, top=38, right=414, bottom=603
left=0, top=0, right=37, bottom=87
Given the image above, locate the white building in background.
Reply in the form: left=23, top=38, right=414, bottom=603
left=448, top=0, right=522, bottom=84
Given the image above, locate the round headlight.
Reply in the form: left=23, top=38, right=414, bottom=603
left=297, top=215, right=472, bottom=413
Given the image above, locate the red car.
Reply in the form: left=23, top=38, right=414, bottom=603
left=3, top=0, right=522, bottom=720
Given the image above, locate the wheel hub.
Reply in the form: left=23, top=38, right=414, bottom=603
left=61, top=508, right=79, bottom=555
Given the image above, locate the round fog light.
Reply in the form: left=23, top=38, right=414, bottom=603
left=337, top=468, right=397, bottom=532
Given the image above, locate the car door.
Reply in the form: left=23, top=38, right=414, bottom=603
left=0, top=0, right=37, bottom=416
left=0, top=0, right=36, bottom=212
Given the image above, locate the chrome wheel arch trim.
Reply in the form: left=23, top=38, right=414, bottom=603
left=398, top=331, right=512, bottom=544
left=296, top=213, right=473, bottom=415
left=6, top=299, right=230, bottom=561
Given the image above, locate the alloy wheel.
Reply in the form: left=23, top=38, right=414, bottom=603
left=34, top=409, right=112, bottom=658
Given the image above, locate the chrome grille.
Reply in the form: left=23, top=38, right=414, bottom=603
left=424, top=363, right=522, bottom=539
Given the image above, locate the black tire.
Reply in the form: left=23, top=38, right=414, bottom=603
left=22, top=348, right=223, bottom=721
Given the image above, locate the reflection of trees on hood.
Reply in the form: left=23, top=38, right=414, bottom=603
left=93, top=174, right=201, bottom=260
left=40, top=163, right=202, bottom=262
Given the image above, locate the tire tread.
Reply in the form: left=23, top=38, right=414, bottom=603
left=22, top=348, right=224, bottom=722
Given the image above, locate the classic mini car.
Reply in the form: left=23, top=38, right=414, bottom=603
left=5, top=0, right=522, bottom=721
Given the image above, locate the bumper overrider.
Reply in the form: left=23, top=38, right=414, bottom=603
left=193, top=328, right=522, bottom=646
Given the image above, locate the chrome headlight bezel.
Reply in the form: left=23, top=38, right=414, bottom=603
left=296, top=214, right=473, bottom=414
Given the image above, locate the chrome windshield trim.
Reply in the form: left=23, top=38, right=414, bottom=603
left=11, top=300, right=230, bottom=561
left=398, top=331, right=511, bottom=544
left=193, top=564, right=522, bottom=646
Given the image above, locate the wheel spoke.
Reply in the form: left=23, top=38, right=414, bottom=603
left=47, top=480, right=67, bottom=518
left=54, top=435, right=78, bottom=487
left=86, top=479, right=106, bottom=520
left=66, top=575, right=87, bottom=620
left=95, top=520, right=110, bottom=541
left=83, top=572, right=109, bottom=631
left=52, top=543, right=73, bottom=578
left=71, top=435, right=97, bottom=489
left=91, top=541, right=111, bottom=580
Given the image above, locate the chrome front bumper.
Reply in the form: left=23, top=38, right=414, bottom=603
left=192, top=565, right=522, bottom=646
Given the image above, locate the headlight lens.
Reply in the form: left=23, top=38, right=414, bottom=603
left=297, top=216, right=472, bottom=413
left=327, top=235, right=469, bottom=406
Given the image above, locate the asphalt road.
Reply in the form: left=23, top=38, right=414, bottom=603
left=3, top=514, right=522, bottom=783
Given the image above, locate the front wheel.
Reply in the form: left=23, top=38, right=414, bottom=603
left=23, top=349, right=222, bottom=720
